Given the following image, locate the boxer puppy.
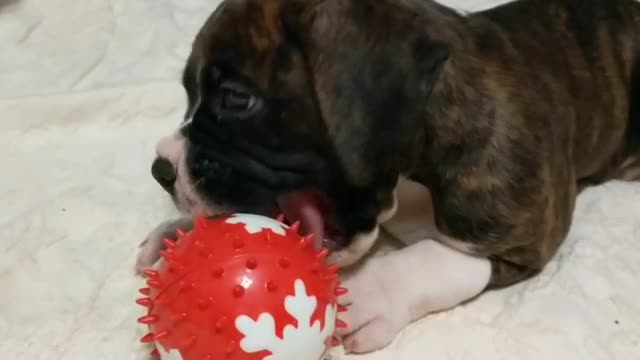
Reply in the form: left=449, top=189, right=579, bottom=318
left=137, top=0, right=640, bottom=353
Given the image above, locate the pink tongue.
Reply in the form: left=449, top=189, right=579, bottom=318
left=277, top=191, right=325, bottom=249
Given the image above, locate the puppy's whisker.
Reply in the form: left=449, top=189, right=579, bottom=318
left=193, top=177, right=206, bottom=187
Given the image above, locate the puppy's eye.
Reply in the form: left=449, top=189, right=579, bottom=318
left=219, top=83, right=258, bottom=113
left=222, top=89, right=256, bottom=111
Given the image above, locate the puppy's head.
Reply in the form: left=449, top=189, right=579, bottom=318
left=152, top=0, right=449, bottom=265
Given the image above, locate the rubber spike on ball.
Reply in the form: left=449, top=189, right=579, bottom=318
left=327, top=264, right=340, bottom=273
left=211, top=266, right=224, bottom=278
left=171, top=312, right=188, bottom=323
left=139, top=333, right=155, bottom=344
left=323, top=273, right=339, bottom=281
left=197, top=297, right=213, bottom=310
left=299, top=234, right=314, bottom=249
left=143, top=269, right=159, bottom=279
left=264, top=230, right=275, bottom=246
left=159, top=250, right=175, bottom=261
left=214, top=316, right=227, bottom=333
left=162, top=238, right=176, bottom=249
left=335, top=286, right=349, bottom=296
left=135, top=297, right=153, bottom=308
left=182, top=334, right=197, bottom=351
left=315, top=247, right=330, bottom=260
left=176, top=228, right=187, bottom=237
left=289, top=221, right=301, bottom=234
left=166, top=258, right=184, bottom=271
left=137, top=315, right=158, bottom=325
left=225, top=340, right=236, bottom=356
left=138, top=287, right=150, bottom=296
left=178, top=280, right=194, bottom=293
left=146, top=279, right=162, bottom=289
left=195, top=216, right=209, bottom=231
left=154, top=297, right=170, bottom=306
left=153, top=329, right=170, bottom=341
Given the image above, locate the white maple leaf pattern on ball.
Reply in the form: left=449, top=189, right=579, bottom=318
left=226, top=213, right=288, bottom=236
left=155, top=342, right=184, bottom=360
left=235, top=279, right=337, bottom=360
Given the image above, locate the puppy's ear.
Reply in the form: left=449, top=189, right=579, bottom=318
left=283, top=0, right=449, bottom=187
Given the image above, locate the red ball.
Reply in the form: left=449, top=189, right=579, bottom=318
left=136, top=214, right=346, bottom=360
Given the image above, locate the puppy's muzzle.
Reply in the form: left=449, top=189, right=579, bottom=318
left=151, top=157, right=177, bottom=193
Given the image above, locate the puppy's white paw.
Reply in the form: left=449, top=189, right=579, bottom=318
left=336, top=260, right=410, bottom=354
left=135, top=217, right=193, bottom=274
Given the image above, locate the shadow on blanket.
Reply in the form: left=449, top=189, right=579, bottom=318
left=0, top=0, right=18, bottom=11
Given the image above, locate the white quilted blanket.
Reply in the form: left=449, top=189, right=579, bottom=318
left=1, top=0, right=639, bottom=359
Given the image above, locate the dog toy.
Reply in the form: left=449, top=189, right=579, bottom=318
left=136, top=214, right=347, bottom=360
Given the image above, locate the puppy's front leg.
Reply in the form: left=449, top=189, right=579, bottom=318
left=135, top=217, right=193, bottom=274
left=338, top=239, right=491, bottom=353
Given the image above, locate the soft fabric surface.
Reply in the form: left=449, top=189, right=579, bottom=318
left=1, top=0, right=639, bottom=359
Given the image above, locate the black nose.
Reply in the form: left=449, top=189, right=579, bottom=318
left=151, top=157, right=177, bottom=190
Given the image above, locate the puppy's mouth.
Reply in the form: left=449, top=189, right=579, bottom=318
left=276, top=189, right=344, bottom=250
left=185, top=145, right=345, bottom=249
left=180, top=159, right=345, bottom=250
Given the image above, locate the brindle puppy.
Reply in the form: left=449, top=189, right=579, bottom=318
left=137, top=0, right=640, bottom=353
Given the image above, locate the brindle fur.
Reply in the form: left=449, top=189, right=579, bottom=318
left=180, top=0, right=640, bottom=288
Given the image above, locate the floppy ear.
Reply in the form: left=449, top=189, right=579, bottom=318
left=283, top=0, right=449, bottom=187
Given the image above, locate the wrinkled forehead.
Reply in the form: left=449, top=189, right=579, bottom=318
left=192, top=0, right=286, bottom=88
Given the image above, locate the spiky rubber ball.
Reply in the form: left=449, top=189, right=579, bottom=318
left=136, top=214, right=347, bottom=360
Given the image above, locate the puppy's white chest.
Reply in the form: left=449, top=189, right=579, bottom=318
left=381, top=178, right=442, bottom=245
